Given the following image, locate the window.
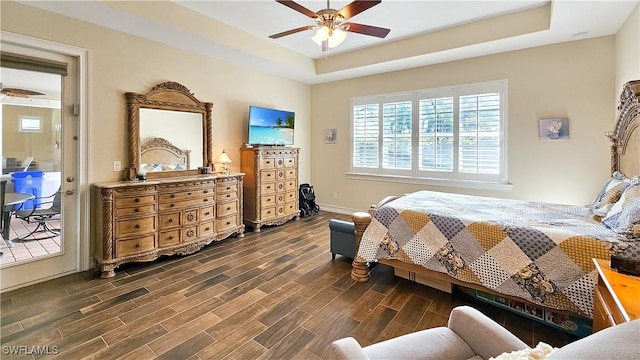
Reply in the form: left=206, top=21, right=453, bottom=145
left=351, top=80, right=508, bottom=185
left=19, top=115, right=43, bottom=132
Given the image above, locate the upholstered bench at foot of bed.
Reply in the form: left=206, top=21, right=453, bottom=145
left=329, top=219, right=356, bottom=260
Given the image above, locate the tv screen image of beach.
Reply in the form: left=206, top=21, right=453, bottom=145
left=248, top=106, right=295, bottom=145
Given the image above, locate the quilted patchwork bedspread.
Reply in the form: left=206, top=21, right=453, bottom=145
left=358, top=191, right=637, bottom=318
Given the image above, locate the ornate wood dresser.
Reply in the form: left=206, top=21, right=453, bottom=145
left=240, top=146, right=300, bottom=232
left=93, top=173, right=244, bottom=278
left=592, top=258, right=640, bottom=332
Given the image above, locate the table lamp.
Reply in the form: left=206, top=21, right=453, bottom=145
left=217, top=150, right=232, bottom=174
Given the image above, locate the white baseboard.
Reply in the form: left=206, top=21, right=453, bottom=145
left=316, top=203, right=359, bottom=216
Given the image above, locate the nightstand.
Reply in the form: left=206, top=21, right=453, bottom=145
left=592, top=258, right=640, bottom=332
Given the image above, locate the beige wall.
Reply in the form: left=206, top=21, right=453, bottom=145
left=311, top=37, right=616, bottom=211
left=1, top=1, right=312, bottom=186
left=2, top=105, right=60, bottom=171
left=615, top=2, right=640, bottom=96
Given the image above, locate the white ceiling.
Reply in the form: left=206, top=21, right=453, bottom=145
left=8, top=0, right=640, bottom=86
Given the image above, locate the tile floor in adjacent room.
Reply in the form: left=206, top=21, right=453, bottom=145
left=0, top=216, right=61, bottom=264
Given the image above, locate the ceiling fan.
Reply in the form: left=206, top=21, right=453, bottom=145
left=270, top=0, right=390, bottom=51
left=0, top=82, right=44, bottom=98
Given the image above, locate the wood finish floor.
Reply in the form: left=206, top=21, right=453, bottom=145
left=0, top=211, right=578, bottom=359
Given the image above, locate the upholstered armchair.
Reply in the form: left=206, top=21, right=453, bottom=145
left=332, top=305, right=640, bottom=360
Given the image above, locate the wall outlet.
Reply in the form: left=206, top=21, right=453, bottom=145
left=113, top=161, right=121, bottom=172
left=332, top=192, right=338, bottom=199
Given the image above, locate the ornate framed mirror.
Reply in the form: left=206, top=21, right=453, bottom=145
left=124, top=81, right=212, bottom=180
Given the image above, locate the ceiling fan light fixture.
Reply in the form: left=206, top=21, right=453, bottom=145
left=311, top=25, right=347, bottom=48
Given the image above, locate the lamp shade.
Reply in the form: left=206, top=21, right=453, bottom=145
left=217, top=150, right=232, bottom=164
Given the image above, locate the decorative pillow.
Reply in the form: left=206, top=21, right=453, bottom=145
left=490, top=342, right=557, bottom=360
left=591, top=171, right=629, bottom=218
left=603, top=178, right=640, bottom=235
left=175, top=163, right=185, bottom=170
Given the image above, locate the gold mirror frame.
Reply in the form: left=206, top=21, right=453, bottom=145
left=124, top=81, right=213, bottom=180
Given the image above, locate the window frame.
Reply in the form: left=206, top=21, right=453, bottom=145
left=349, top=80, right=510, bottom=190
left=19, top=115, right=44, bottom=133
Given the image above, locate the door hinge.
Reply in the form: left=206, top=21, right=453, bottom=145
left=72, top=104, right=80, bottom=116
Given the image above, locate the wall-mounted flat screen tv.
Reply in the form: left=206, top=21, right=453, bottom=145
left=247, top=105, right=295, bottom=146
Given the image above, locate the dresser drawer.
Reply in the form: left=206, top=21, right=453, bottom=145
left=276, top=193, right=286, bottom=204
left=261, top=182, right=276, bottom=194
left=200, top=221, right=215, bottom=237
left=116, top=234, right=156, bottom=257
left=159, top=195, right=214, bottom=211
left=159, top=212, right=181, bottom=229
left=159, top=188, right=212, bottom=203
left=261, top=206, right=276, bottom=219
left=285, top=180, right=297, bottom=191
left=285, top=190, right=297, bottom=203
left=285, top=168, right=296, bottom=178
left=182, top=226, right=198, bottom=242
left=218, top=200, right=238, bottom=217
left=260, top=158, right=276, bottom=168
left=159, top=229, right=181, bottom=247
left=116, top=215, right=157, bottom=238
left=116, top=203, right=156, bottom=218
left=276, top=169, right=286, bottom=180
left=183, top=209, right=199, bottom=225
left=216, top=181, right=237, bottom=195
left=261, top=170, right=276, bottom=182
left=275, top=157, right=286, bottom=168
left=262, top=194, right=276, bottom=208
left=115, top=194, right=156, bottom=208
left=216, top=216, right=237, bottom=233
left=284, top=157, right=296, bottom=168
left=200, top=206, right=215, bottom=221
left=218, top=191, right=237, bottom=202
left=285, top=202, right=298, bottom=216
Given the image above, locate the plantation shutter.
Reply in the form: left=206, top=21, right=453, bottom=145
left=459, top=92, right=501, bottom=175
left=352, top=102, right=380, bottom=168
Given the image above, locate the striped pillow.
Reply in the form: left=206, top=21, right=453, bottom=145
left=591, top=172, right=630, bottom=218
left=603, top=178, right=640, bottom=235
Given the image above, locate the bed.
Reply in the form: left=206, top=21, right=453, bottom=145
left=139, top=137, right=191, bottom=172
left=350, top=80, right=640, bottom=320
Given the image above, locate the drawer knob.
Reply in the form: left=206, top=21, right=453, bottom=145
left=187, top=214, right=195, bottom=221
left=135, top=243, right=141, bottom=248
left=168, top=219, right=173, bottom=223
left=204, top=190, right=209, bottom=194
left=226, top=194, right=231, bottom=198
left=188, top=192, right=192, bottom=196
left=135, top=198, right=140, bottom=203
left=205, top=227, right=210, bottom=231
left=134, top=208, right=139, bottom=212
left=170, top=204, right=175, bottom=207
left=170, top=194, right=175, bottom=198
left=227, top=207, right=231, bottom=211
left=187, top=230, right=195, bottom=237
left=169, top=236, right=174, bottom=240
left=205, top=212, right=210, bottom=216
left=204, top=198, right=209, bottom=202
left=135, top=224, right=140, bottom=229
left=226, top=187, right=231, bottom=190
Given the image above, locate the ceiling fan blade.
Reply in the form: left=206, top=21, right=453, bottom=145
left=0, top=88, right=45, bottom=97
left=276, top=0, right=318, bottom=19
left=337, top=0, right=381, bottom=21
left=344, top=22, right=390, bottom=38
left=269, top=25, right=314, bottom=39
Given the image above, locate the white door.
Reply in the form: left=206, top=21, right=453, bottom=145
left=0, top=35, right=86, bottom=291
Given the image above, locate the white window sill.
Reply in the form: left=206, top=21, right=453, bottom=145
left=346, top=172, right=514, bottom=192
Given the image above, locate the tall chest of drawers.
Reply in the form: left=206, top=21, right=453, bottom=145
left=93, top=173, right=244, bottom=278
left=240, top=146, right=300, bottom=232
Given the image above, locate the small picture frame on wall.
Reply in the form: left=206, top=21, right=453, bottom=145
left=539, top=118, right=570, bottom=141
left=324, top=128, right=337, bottom=144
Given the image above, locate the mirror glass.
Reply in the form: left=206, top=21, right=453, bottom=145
left=139, top=108, right=203, bottom=170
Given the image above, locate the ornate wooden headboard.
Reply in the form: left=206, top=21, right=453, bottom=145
left=608, top=80, right=640, bottom=176
left=140, top=137, right=191, bottom=170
